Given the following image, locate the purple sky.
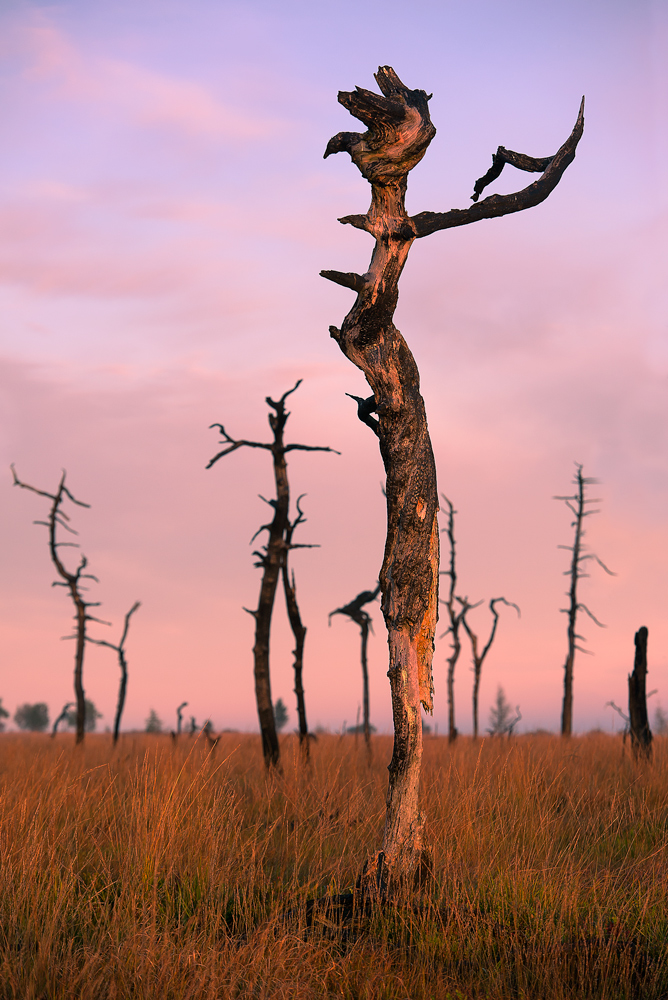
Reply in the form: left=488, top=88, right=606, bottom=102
left=1, top=0, right=667, bottom=734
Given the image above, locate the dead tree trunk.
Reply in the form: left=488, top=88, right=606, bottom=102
left=555, top=464, right=615, bottom=736
left=51, top=702, right=73, bottom=738
left=282, top=497, right=313, bottom=758
left=12, top=467, right=106, bottom=744
left=87, top=601, right=140, bottom=745
left=440, top=496, right=464, bottom=743
left=460, top=597, right=520, bottom=739
left=329, top=585, right=381, bottom=761
left=322, top=67, right=583, bottom=888
left=629, top=626, right=652, bottom=760
left=207, top=382, right=337, bottom=769
left=176, top=701, right=188, bottom=736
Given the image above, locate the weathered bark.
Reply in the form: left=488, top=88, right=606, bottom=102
left=87, top=601, right=140, bottom=745
left=329, top=585, right=381, bottom=762
left=629, top=626, right=652, bottom=760
left=440, top=496, right=463, bottom=743
left=11, top=467, right=105, bottom=745
left=460, top=597, right=520, bottom=739
left=555, top=465, right=614, bottom=736
left=322, top=67, right=583, bottom=888
left=208, top=383, right=337, bottom=769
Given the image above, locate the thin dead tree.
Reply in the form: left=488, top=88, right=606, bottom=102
left=439, top=495, right=465, bottom=743
left=329, top=584, right=381, bottom=759
left=628, top=626, right=652, bottom=760
left=321, top=66, right=583, bottom=888
left=12, top=466, right=106, bottom=744
left=555, top=464, right=615, bottom=737
left=86, top=601, right=140, bottom=745
left=282, top=496, right=316, bottom=758
left=51, top=702, right=73, bottom=738
left=176, top=701, right=188, bottom=735
left=459, top=597, right=520, bottom=739
left=207, top=381, right=338, bottom=769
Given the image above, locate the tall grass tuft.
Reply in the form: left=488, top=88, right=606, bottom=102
left=0, top=731, right=666, bottom=998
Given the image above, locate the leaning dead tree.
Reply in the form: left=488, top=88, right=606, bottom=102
left=51, top=701, right=73, bottom=738
left=329, top=584, right=381, bottom=759
left=321, top=66, right=583, bottom=886
left=282, top=496, right=314, bottom=757
left=86, top=601, right=140, bottom=745
left=629, top=626, right=653, bottom=760
left=439, top=496, right=465, bottom=743
left=555, top=464, right=615, bottom=736
left=176, top=701, right=188, bottom=735
left=11, top=467, right=106, bottom=744
left=207, top=381, right=337, bottom=769
left=459, top=597, right=520, bottom=739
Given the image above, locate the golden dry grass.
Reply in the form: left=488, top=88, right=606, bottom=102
left=0, top=731, right=666, bottom=999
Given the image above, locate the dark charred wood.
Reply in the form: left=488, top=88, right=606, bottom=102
left=628, top=626, right=652, bottom=760
left=330, top=585, right=380, bottom=761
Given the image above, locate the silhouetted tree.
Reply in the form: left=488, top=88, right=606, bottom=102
left=86, top=602, right=140, bottom=744
left=0, top=699, right=9, bottom=732
left=321, top=65, right=583, bottom=888
left=273, top=698, right=289, bottom=732
left=207, top=381, right=337, bottom=769
left=65, top=699, right=102, bottom=733
left=329, top=585, right=381, bottom=760
left=439, top=496, right=466, bottom=743
left=12, top=467, right=106, bottom=744
left=555, top=465, right=615, bottom=736
left=487, top=685, right=521, bottom=737
left=14, top=702, right=49, bottom=732
left=282, top=496, right=316, bottom=758
left=51, top=701, right=73, bottom=737
left=145, top=709, right=162, bottom=733
left=459, top=597, right=520, bottom=739
left=629, top=626, right=652, bottom=760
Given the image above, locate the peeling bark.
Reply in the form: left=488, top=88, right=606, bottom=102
left=322, top=67, right=582, bottom=889
left=208, top=383, right=337, bottom=769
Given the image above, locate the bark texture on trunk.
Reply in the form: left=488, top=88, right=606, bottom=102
left=628, top=626, right=652, bottom=760
left=208, top=384, right=337, bottom=769
left=322, top=67, right=583, bottom=889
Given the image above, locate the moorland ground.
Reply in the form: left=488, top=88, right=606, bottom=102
left=0, top=731, right=666, bottom=999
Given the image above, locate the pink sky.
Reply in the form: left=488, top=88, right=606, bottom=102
left=1, top=0, right=667, bottom=735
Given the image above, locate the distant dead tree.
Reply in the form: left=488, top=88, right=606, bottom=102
left=207, top=381, right=338, bottom=769
left=51, top=701, right=73, bottom=738
left=555, top=464, right=615, bottom=737
left=329, top=584, right=381, bottom=759
left=86, top=602, right=140, bottom=745
left=321, top=65, right=582, bottom=888
left=459, top=597, right=520, bottom=739
left=11, top=466, right=107, bottom=744
left=282, top=496, right=315, bottom=759
left=176, top=701, right=188, bottom=735
left=439, top=496, right=466, bottom=743
left=628, top=626, right=653, bottom=759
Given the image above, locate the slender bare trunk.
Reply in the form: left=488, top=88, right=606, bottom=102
left=360, top=618, right=371, bottom=760
left=561, top=476, right=583, bottom=738
left=628, top=626, right=652, bottom=760
left=282, top=561, right=309, bottom=757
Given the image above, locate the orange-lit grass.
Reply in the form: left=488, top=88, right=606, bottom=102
left=0, top=731, right=666, bottom=998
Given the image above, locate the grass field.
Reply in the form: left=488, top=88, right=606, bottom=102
left=0, top=731, right=666, bottom=999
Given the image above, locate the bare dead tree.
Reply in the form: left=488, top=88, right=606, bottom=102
left=51, top=701, right=73, bottom=738
left=11, top=466, right=108, bottom=744
left=459, top=597, right=520, bottom=739
left=86, top=602, right=140, bottom=745
left=176, top=701, right=188, bottom=735
left=329, top=584, right=381, bottom=760
left=282, top=496, right=316, bottom=759
left=629, top=626, right=653, bottom=760
left=555, top=464, right=615, bottom=736
left=207, top=381, right=338, bottom=769
left=321, top=66, right=583, bottom=888
left=439, top=495, right=466, bottom=743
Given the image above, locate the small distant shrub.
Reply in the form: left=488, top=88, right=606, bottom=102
left=65, top=700, right=102, bottom=733
left=273, top=698, right=288, bottom=733
left=14, top=702, right=49, bottom=732
left=654, top=705, right=668, bottom=735
left=0, top=699, right=9, bottom=732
